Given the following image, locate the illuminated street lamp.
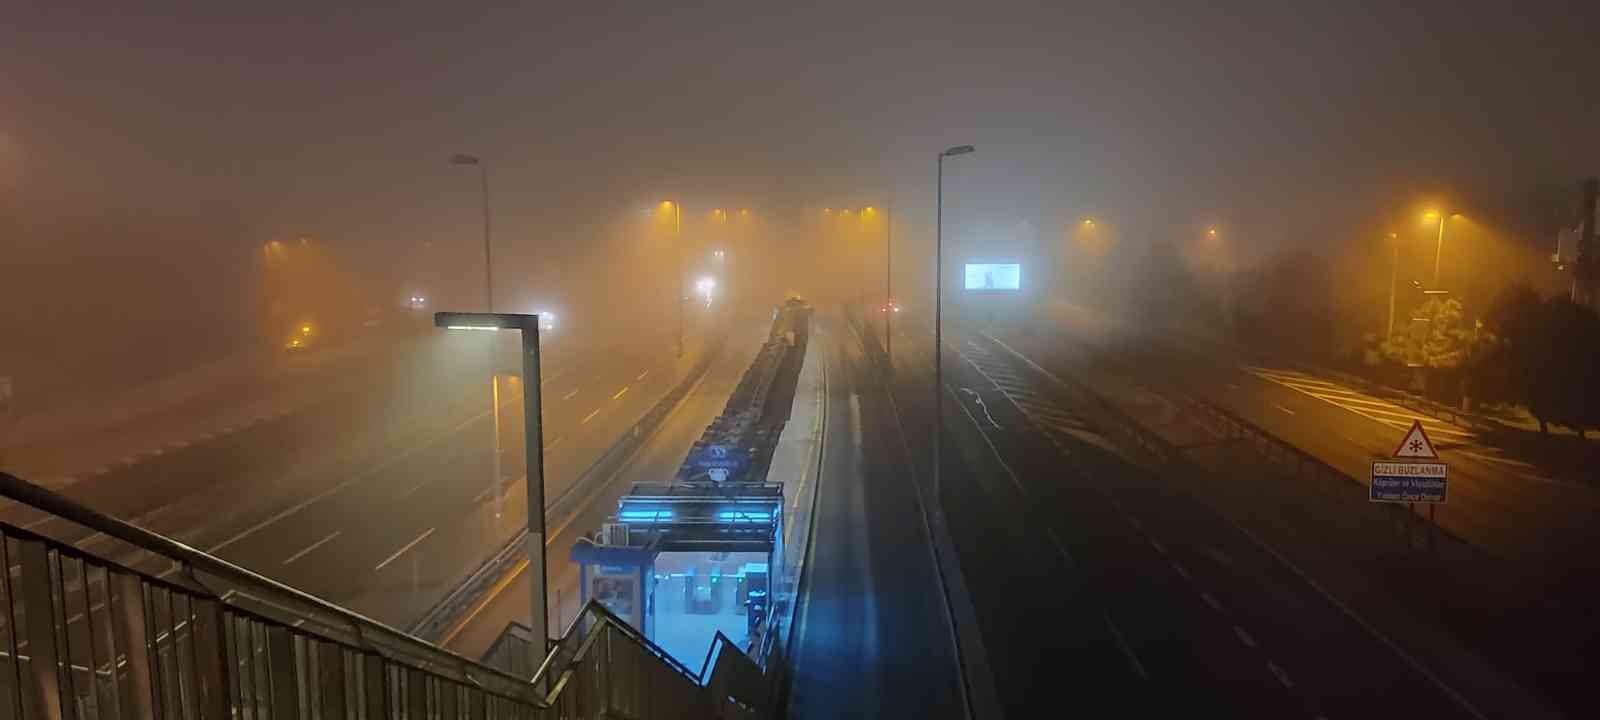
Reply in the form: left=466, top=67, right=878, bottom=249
left=1385, top=232, right=1400, bottom=340
left=662, top=201, right=685, bottom=357
left=1422, top=210, right=1463, bottom=288
left=434, top=312, right=549, bottom=666
left=449, top=154, right=494, bottom=311
left=935, top=144, right=975, bottom=502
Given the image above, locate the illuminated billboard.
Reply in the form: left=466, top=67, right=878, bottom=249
left=964, top=263, right=1021, bottom=291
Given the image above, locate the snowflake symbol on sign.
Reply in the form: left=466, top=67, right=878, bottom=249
left=1410, top=439, right=1424, bottom=453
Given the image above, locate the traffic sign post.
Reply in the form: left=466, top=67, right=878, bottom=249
left=1371, top=420, right=1448, bottom=552
left=1369, top=461, right=1447, bottom=503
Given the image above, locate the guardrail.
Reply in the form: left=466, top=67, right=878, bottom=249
left=409, top=333, right=728, bottom=646
left=0, top=469, right=774, bottom=719
left=0, top=470, right=547, bottom=720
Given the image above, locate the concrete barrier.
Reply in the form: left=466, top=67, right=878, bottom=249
left=409, top=331, right=729, bottom=643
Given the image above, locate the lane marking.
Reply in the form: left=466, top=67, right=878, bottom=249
left=1233, top=626, right=1257, bottom=649
left=1271, top=403, right=1296, bottom=416
left=1200, top=591, right=1223, bottom=613
left=581, top=408, right=600, bottom=425
left=958, top=388, right=1002, bottom=429
left=545, top=436, right=564, bottom=451
left=1127, top=516, right=1144, bottom=532
left=1171, top=561, right=1192, bottom=583
left=374, top=528, right=435, bottom=571
left=563, top=389, right=579, bottom=400
left=1223, top=521, right=1487, bottom=719
left=1046, top=528, right=1074, bottom=566
left=1266, top=660, right=1294, bottom=689
left=636, top=370, right=650, bottom=381
left=1104, top=614, right=1148, bottom=680
left=611, top=386, right=629, bottom=400
left=283, top=531, right=342, bottom=565
left=944, top=385, right=1027, bottom=497
left=209, top=404, right=495, bottom=555
left=1149, top=538, right=1167, bottom=556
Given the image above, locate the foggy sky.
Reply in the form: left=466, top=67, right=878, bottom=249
left=7, top=1, right=1596, bottom=222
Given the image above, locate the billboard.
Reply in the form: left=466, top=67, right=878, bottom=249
left=964, top=263, right=1021, bottom=291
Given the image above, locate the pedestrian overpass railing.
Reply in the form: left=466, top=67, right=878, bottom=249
left=0, top=471, right=769, bottom=719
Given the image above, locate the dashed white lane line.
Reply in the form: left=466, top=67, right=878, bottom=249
left=562, top=389, right=579, bottom=400
left=1104, top=613, right=1148, bottom=680
left=1201, top=592, right=1223, bottom=613
left=1171, top=561, right=1192, bottom=583
left=581, top=408, right=601, bottom=425
left=636, top=370, right=650, bottom=381
left=283, top=531, right=342, bottom=565
left=1233, top=626, right=1257, bottom=649
left=1266, top=660, right=1295, bottom=689
left=544, top=436, right=564, bottom=452
left=1272, top=403, right=1296, bottom=416
left=611, top=386, right=629, bottom=400
left=1045, top=528, right=1074, bottom=565
left=1127, top=515, right=1144, bottom=531
left=1149, top=538, right=1167, bottom=555
left=374, top=528, right=435, bottom=571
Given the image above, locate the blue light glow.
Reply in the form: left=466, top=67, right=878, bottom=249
left=717, top=511, right=772, bottom=523
left=620, top=510, right=672, bottom=522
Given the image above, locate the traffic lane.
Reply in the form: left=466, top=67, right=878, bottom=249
left=79, top=341, right=667, bottom=599
left=1, top=329, right=601, bottom=539
left=1132, top=341, right=1594, bottom=556
left=925, top=340, right=1297, bottom=716
left=871, top=318, right=1157, bottom=716
left=787, top=315, right=963, bottom=719
left=89, top=340, right=647, bottom=558
left=443, top=317, right=774, bottom=658
left=121, top=343, right=683, bottom=591
left=954, top=329, right=1487, bottom=718
left=1020, top=318, right=1598, bottom=557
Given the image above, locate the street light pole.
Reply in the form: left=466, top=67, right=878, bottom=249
left=1386, top=232, right=1399, bottom=341
left=433, top=313, right=548, bottom=669
left=450, top=154, right=493, bottom=311
left=1432, top=214, right=1447, bottom=288
left=886, top=198, right=894, bottom=364
left=935, top=145, right=974, bottom=504
left=676, top=202, right=684, bottom=358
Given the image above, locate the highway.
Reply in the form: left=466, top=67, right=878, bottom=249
left=863, top=305, right=1524, bottom=718
left=1000, top=300, right=1593, bottom=715
left=784, top=311, right=965, bottom=719
left=1025, top=300, right=1600, bottom=563
left=442, top=312, right=777, bottom=658
left=0, top=309, right=725, bottom=632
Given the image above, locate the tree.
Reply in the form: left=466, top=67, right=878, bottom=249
left=1379, top=296, right=1478, bottom=369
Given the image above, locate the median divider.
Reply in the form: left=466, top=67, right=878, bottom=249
left=409, top=331, right=729, bottom=644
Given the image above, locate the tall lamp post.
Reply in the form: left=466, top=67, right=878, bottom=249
left=935, top=144, right=974, bottom=502
left=665, top=201, right=684, bottom=357
left=450, top=154, right=493, bottom=311
left=1423, top=210, right=1461, bottom=288
left=1385, top=232, right=1400, bottom=340
left=452, top=154, right=504, bottom=517
left=434, top=312, right=548, bottom=667
left=885, top=200, right=895, bottom=363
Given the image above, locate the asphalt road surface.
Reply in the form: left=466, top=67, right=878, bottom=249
left=443, top=313, right=776, bottom=658
left=867, top=307, right=1501, bottom=719
left=784, top=311, right=965, bottom=719
left=1, top=310, right=724, bottom=633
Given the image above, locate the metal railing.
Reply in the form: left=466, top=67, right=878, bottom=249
left=0, top=471, right=771, bottom=719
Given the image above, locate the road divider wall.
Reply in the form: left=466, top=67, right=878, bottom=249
left=409, top=330, right=729, bottom=644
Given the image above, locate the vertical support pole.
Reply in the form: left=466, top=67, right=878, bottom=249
left=520, top=327, right=550, bottom=675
